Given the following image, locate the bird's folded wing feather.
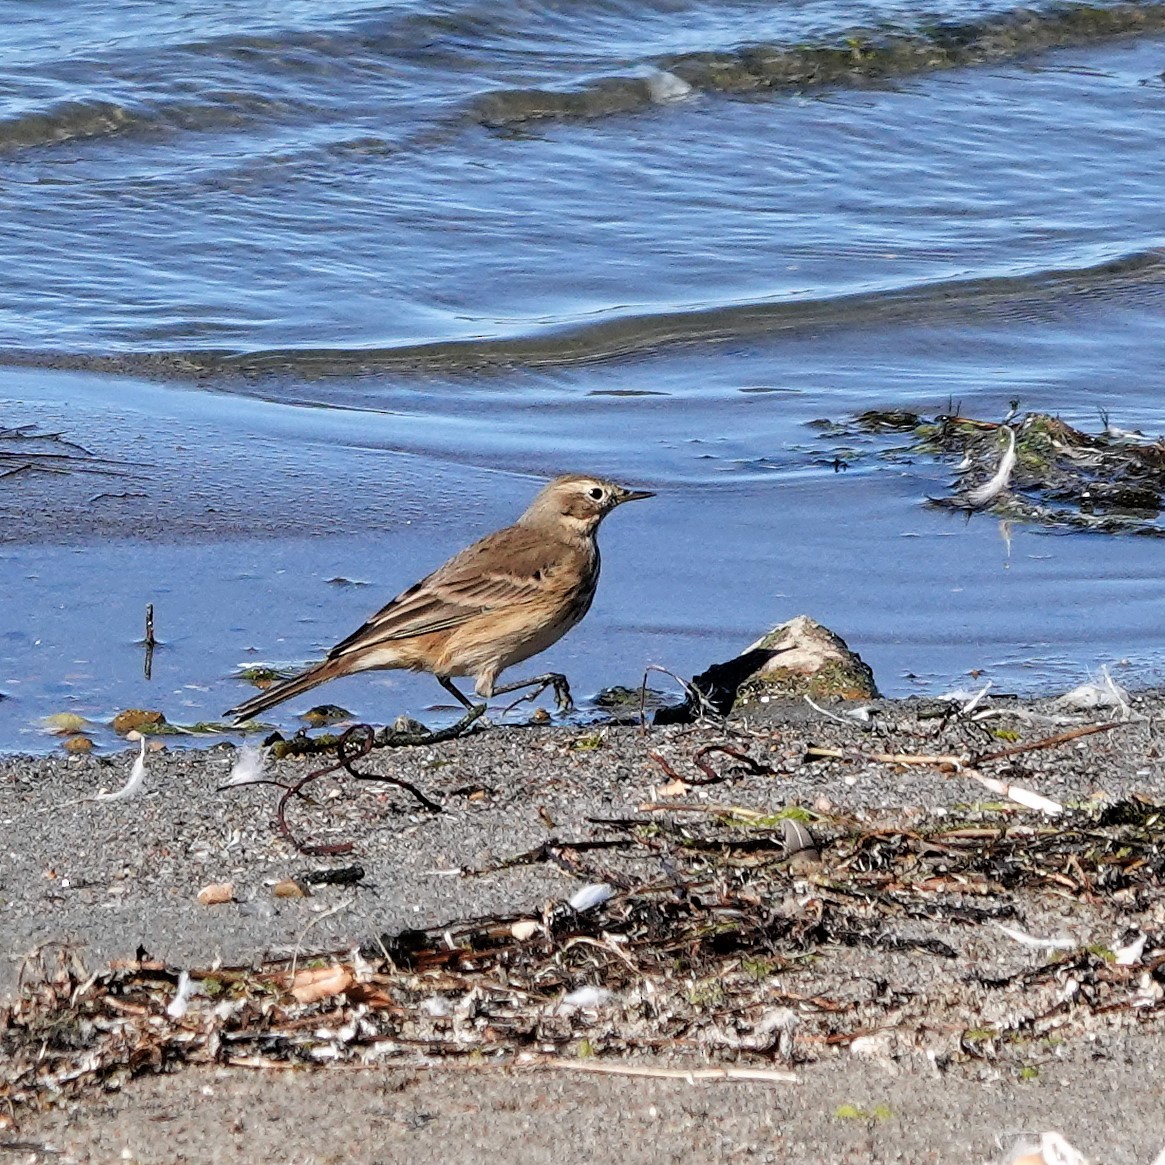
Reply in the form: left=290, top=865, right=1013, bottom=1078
left=326, top=527, right=568, bottom=659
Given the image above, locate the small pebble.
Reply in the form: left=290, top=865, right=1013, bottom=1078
left=197, top=882, right=235, bottom=906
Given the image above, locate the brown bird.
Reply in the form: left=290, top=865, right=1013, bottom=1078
left=226, top=474, right=653, bottom=722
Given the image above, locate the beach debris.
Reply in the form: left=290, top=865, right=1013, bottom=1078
left=234, top=664, right=302, bottom=690
left=556, top=1061, right=798, bottom=1084
left=649, top=743, right=772, bottom=790
left=303, top=865, right=366, bottom=887
left=391, top=715, right=431, bottom=735
left=266, top=703, right=485, bottom=760
left=781, top=818, right=818, bottom=863
left=0, top=422, right=134, bottom=481
left=663, top=615, right=879, bottom=721
left=111, top=708, right=166, bottom=736
left=230, top=724, right=444, bottom=856
left=288, top=964, right=353, bottom=1005
left=804, top=695, right=873, bottom=725
left=1113, top=931, right=1147, bottom=966
left=141, top=602, right=157, bottom=680
left=951, top=680, right=993, bottom=716
left=93, top=738, right=147, bottom=802
left=196, top=882, right=235, bottom=906
left=221, top=741, right=268, bottom=788
left=1001, top=1132, right=1089, bottom=1165
left=3, top=784, right=1163, bottom=1123
left=803, top=722, right=1122, bottom=816
left=834, top=407, right=1165, bottom=534
left=1053, top=667, right=1131, bottom=717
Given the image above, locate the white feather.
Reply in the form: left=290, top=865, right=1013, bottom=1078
left=569, top=883, right=614, bottom=912
left=222, top=742, right=268, bottom=787
left=561, top=986, right=612, bottom=1009
left=166, top=970, right=194, bottom=1019
left=993, top=922, right=1074, bottom=951
left=95, top=738, right=147, bottom=802
left=966, top=425, right=1016, bottom=508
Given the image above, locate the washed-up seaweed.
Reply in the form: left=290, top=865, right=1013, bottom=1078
left=820, top=408, right=1165, bottom=534
left=0, top=423, right=136, bottom=484
left=3, top=797, right=1162, bottom=1124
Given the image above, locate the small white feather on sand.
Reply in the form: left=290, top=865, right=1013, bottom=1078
left=94, top=738, right=147, bottom=802
left=221, top=742, right=268, bottom=788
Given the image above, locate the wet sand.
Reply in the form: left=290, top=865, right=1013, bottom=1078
left=3, top=692, right=1164, bottom=1162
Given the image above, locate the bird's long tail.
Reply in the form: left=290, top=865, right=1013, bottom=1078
left=225, top=660, right=345, bottom=723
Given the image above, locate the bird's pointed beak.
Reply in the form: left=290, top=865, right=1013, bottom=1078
left=615, top=487, right=655, bottom=505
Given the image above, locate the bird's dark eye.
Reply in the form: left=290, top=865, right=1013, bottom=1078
left=589, top=487, right=604, bottom=500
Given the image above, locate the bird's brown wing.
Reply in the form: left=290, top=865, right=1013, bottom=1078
left=326, top=525, right=574, bottom=662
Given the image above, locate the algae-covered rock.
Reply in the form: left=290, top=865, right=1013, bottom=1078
left=658, top=616, right=878, bottom=723
left=42, top=712, right=89, bottom=736
left=236, top=665, right=299, bottom=688
left=111, top=708, right=167, bottom=735
left=302, top=704, right=352, bottom=727
left=594, top=685, right=669, bottom=711
left=61, top=734, right=94, bottom=753
left=733, top=616, right=879, bottom=706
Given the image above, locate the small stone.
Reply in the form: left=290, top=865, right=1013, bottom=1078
left=392, top=715, right=430, bottom=735
left=197, top=882, right=235, bottom=906
left=62, top=734, right=94, bottom=753
left=272, top=879, right=309, bottom=899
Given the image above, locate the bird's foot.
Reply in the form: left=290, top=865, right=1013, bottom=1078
left=497, top=672, right=574, bottom=716
left=549, top=675, right=574, bottom=713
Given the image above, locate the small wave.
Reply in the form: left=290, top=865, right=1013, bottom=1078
left=4, top=249, right=1162, bottom=381
left=471, top=1, right=1165, bottom=126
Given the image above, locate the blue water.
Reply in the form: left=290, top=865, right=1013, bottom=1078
left=3, top=1, right=1165, bottom=750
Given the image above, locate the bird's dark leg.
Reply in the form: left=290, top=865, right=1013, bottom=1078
left=491, top=672, right=574, bottom=714
left=437, top=675, right=482, bottom=711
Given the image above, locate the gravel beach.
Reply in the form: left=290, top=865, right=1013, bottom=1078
left=3, top=692, right=1163, bottom=1163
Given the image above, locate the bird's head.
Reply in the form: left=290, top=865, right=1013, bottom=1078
left=520, top=474, right=655, bottom=536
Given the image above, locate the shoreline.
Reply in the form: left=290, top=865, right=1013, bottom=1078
left=3, top=690, right=1163, bottom=1161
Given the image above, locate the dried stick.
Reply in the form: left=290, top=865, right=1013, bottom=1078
left=803, top=722, right=1122, bottom=815
left=536, top=1059, right=799, bottom=1084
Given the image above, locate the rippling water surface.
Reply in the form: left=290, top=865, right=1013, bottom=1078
left=2, top=0, right=1165, bottom=750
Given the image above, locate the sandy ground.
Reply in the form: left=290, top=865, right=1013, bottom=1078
left=3, top=693, right=1164, bottom=1163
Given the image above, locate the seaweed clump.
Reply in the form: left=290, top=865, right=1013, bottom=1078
left=844, top=408, right=1165, bottom=535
